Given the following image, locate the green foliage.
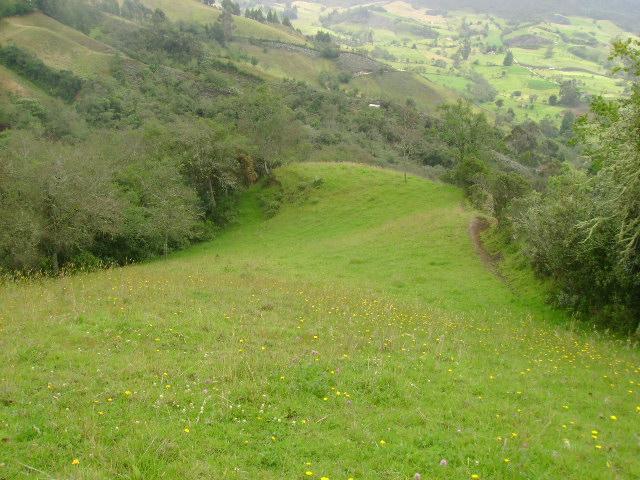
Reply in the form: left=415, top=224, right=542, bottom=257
left=466, top=70, right=497, bottom=103
left=503, top=50, right=514, bottom=66
left=314, top=31, right=340, bottom=59
left=432, top=100, right=494, bottom=164
left=120, top=0, right=151, bottom=20
left=37, top=0, right=102, bottom=33
left=558, top=80, right=582, bottom=107
left=115, top=21, right=203, bottom=63
left=0, top=120, right=253, bottom=272
left=244, top=7, right=265, bottom=23
left=221, top=0, right=240, bottom=16
left=0, top=0, right=35, bottom=18
left=512, top=40, right=640, bottom=331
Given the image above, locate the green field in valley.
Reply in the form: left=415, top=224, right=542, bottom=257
left=1, top=163, right=638, bottom=479
left=291, top=0, right=637, bottom=123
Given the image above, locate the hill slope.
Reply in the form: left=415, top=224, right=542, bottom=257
left=0, top=12, right=116, bottom=78
left=138, top=0, right=307, bottom=44
left=0, top=8, right=453, bottom=113
left=1, top=163, right=638, bottom=479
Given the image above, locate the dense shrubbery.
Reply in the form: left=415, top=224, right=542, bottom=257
left=0, top=45, right=82, bottom=101
left=0, top=123, right=255, bottom=273
left=509, top=40, right=640, bottom=331
left=0, top=0, right=35, bottom=18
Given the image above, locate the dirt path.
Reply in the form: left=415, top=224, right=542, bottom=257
left=469, top=217, right=508, bottom=284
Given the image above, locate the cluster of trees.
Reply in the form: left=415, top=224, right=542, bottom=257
left=244, top=8, right=288, bottom=26
left=0, top=45, right=82, bottom=101
left=466, top=71, right=497, bottom=103
left=0, top=0, right=35, bottom=18
left=313, top=31, right=340, bottom=59
left=0, top=124, right=258, bottom=273
left=221, top=0, right=240, bottom=15
left=510, top=40, right=640, bottom=331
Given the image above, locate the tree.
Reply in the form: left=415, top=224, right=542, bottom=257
left=0, top=133, right=123, bottom=273
left=434, top=100, right=494, bottom=164
left=503, top=50, right=514, bottom=66
left=560, top=110, right=575, bottom=135
left=545, top=45, right=554, bottom=59
left=206, top=21, right=226, bottom=45
left=489, top=171, right=531, bottom=220
left=165, top=120, right=245, bottom=218
left=558, top=80, right=581, bottom=107
left=221, top=0, right=240, bottom=15
left=466, top=71, right=497, bottom=103
left=229, top=87, right=307, bottom=173
left=460, top=39, right=471, bottom=60
left=266, top=9, right=279, bottom=23
left=218, top=9, right=235, bottom=43
left=245, top=8, right=265, bottom=23
left=151, top=7, right=166, bottom=23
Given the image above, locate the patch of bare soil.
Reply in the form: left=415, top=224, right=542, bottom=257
left=469, top=217, right=508, bottom=284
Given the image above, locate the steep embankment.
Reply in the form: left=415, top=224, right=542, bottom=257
left=0, top=163, right=638, bottom=479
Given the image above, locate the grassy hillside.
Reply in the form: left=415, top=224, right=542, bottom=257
left=0, top=63, right=36, bottom=95
left=0, top=12, right=116, bottom=78
left=1, top=163, right=638, bottom=479
left=351, top=70, right=455, bottom=110
left=0, top=8, right=452, bottom=114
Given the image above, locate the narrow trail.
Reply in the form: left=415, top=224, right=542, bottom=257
left=469, top=217, right=509, bottom=285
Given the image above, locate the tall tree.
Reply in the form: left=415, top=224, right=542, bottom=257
left=503, top=50, right=514, bottom=66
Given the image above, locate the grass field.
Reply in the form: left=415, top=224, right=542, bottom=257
left=0, top=13, right=116, bottom=79
left=1, top=163, right=638, bottom=479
